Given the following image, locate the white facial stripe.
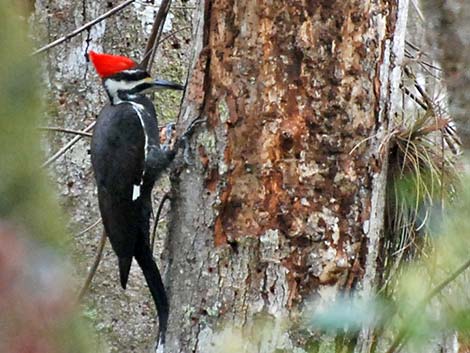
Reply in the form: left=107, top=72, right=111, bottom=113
left=105, top=78, right=147, bottom=93
left=104, top=78, right=152, bottom=104
left=124, top=69, right=145, bottom=75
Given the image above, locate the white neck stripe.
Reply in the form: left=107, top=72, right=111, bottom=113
left=105, top=78, right=150, bottom=105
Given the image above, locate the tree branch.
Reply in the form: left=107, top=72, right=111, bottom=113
left=386, top=257, right=470, bottom=353
left=158, top=25, right=191, bottom=47
left=151, top=192, right=171, bottom=251
left=77, top=230, right=107, bottom=301
left=32, top=0, right=136, bottom=56
left=76, top=218, right=101, bottom=237
left=41, top=122, right=95, bottom=168
left=38, top=126, right=93, bottom=138
left=140, top=0, right=172, bottom=72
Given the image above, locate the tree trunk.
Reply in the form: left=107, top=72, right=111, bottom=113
left=165, top=1, right=409, bottom=352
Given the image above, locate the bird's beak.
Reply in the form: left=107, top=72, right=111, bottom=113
left=153, top=79, right=184, bottom=90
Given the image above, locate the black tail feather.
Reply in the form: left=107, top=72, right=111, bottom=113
left=118, top=256, right=133, bottom=289
left=134, top=243, right=169, bottom=344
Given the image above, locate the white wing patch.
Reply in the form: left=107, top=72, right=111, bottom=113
left=132, top=185, right=141, bottom=201
left=125, top=101, right=149, bottom=203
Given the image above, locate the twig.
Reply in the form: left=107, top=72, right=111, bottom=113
left=404, top=66, right=434, bottom=111
left=151, top=192, right=171, bottom=251
left=140, top=26, right=191, bottom=69
left=410, top=0, right=425, bottom=22
left=404, top=49, right=442, bottom=79
left=77, top=230, right=107, bottom=301
left=135, top=0, right=194, bottom=10
left=405, top=40, right=431, bottom=58
left=400, top=84, right=428, bottom=111
left=158, top=26, right=191, bottom=46
left=405, top=49, right=443, bottom=72
left=38, top=126, right=93, bottom=138
left=140, top=0, right=172, bottom=72
left=76, top=218, right=101, bottom=237
left=417, top=59, right=442, bottom=73
left=405, top=40, right=421, bottom=53
left=32, top=0, right=136, bottom=56
left=41, top=121, right=95, bottom=168
left=385, top=257, right=470, bottom=353
left=138, top=25, right=192, bottom=76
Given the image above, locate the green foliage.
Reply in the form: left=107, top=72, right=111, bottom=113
left=383, top=105, right=459, bottom=291
left=307, top=297, right=392, bottom=333
left=0, top=3, right=94, bottom=352
left=303, top=180, right=470, bottom=352
left=0, top=2, right=66, bottom=247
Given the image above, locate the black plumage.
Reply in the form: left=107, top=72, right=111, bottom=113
left=91, top=94, right=173, bottom=343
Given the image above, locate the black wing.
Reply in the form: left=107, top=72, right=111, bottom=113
left=91, top=103, right=145, bottom=288
left=91, top=99, right=170, bottom=342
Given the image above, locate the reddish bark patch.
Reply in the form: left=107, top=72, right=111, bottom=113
left=204, top=167, right=219, bottom=193
left=214, top=217, right=227, bottom=247
left=198, top=145, right=209, bottom=170
left=201, top=0, right=393, bottom=302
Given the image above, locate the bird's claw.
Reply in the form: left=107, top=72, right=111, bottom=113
left=182, top=116, right=206, bottom=140
left=182, top=135, right=194, bottom=165
left=165, top=122, right=175, bottom=139
left=162, top=122, right=176, bottom=152
left=178, top=117, right=205, bottom=165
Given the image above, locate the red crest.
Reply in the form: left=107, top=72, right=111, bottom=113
left=88, top=51, right=137, bottom=78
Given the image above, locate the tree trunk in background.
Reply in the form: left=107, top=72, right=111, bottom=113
left=166, top=1, right=408, bottom=352
left=423, top=0, right=470, bottom=148
left=33, top=1, right=194, bottom=352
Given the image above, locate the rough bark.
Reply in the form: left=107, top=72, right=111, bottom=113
left=166, top=1, right=408, bottom=352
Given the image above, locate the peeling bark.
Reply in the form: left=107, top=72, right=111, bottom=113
left=167, top=1, right=409, bottom=352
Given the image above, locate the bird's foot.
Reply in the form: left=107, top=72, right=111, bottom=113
left=161, top=123, right=176, bottom=152
left=180, top=116, right=206, bottom=165
left=182, top=116, right=206, bottom=140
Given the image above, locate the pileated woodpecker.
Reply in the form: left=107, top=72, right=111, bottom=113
left=88, top=51, right=188, bottom=345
